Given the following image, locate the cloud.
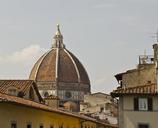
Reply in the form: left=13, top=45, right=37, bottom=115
left=0, top=44, right=46, bottom=64
left=0, top=44, right=47, bottom=79
left=93, top=75, right=108, bottom=85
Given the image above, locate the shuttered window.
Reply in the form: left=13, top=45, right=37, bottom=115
left=139, top=98, right=148, bottom=110
left=134, top=97, right=153, bottom=111
left=27, top=124, right=32, bottom=128
left=134, top=98, right=138, bottom=110
left=148, top=98, right=153, bottom=111
left=138, top=124, right=149, bottom=128
left=40, top=125, right=44, bottom=128
left=11, top=121, right=17, bottom=128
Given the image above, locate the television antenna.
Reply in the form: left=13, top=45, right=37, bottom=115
left=150, top=29, right=158, bottom=43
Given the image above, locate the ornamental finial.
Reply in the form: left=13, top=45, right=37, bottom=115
left=52, top=24, right=65, bottom=48
left=56, top=24, right=62, bottom=36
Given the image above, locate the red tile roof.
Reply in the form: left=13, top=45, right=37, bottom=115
left=0, top=80, right=43, bottom=102
left=0, top=92, right=117, bottom=128
left=44, top=95, right=59, bottom=100
left=0, top=80, right=34, bottom=94
left=111, top=84, right=158, bottom=97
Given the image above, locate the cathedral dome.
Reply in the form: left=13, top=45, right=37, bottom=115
left=29, top=25, right=90, bottom=85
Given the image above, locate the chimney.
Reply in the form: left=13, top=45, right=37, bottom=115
left=44, top=95, right=59, bottom=109
left=153, top=44, right=158, bottom=92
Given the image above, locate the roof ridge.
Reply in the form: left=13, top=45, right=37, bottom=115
left=119, top=83, right=156, bottom=90
left=0, top=79, right=34, bottom=81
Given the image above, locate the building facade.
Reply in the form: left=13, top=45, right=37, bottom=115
left=29, top=25, right=91, bottom=107
left=80, top=93, right=118, bottom=125
left=111, top=43, right=158, bottom=128
left=0, top=92, right=117, bottom=128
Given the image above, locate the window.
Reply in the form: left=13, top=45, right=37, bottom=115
left=44, top=91, right=49, bottom=97
left=139, top=98, right=148, bottom=110
left=40, top=124, right=44, bottom=128
left=11, top=121, right=17, bottom=128
left=138, top=124, right=149, bottom=128
left=40, top=125, right=43, bottom=128
left=8, top=89, right=17, bottom=96
left=65, top=91, right=72, bottom=99
left=27, top=123, right=32, bottom=128
left=100, top=107, right=104, bottom=112
left=134, top=97, right=152, bottom=111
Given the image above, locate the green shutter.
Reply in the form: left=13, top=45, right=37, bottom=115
left=148, top=98, right=153, bottom=111
left=134, top=97, right=138, bottom=110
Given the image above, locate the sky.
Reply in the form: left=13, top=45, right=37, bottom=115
left=0, top=0, right=158, bottom=93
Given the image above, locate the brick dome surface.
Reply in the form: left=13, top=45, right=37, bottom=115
left=29, top=48, right=90, bottom=85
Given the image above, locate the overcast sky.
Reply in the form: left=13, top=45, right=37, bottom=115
left=0, top=0, right=158, bottom=93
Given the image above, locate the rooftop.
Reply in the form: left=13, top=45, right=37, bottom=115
left=111, top=83, right=157, bottom=97
left=0, top=92, right=117, bottom=127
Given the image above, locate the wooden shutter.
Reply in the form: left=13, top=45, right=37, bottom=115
left=138, top=124, right=149, bottom=128
left=134, top=97, right=138, bottom=110
left=148, top=97, right=153, bottom=111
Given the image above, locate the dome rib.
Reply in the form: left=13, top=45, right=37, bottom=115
left=35, top=50, right=52, bottom=81
left=66, top=50, right=90, bottom=84
left=29, top=47, right=90, bottom=84
left=64, top=49, right=81, bottom=83
left=55, top=48, right=59, bottom=81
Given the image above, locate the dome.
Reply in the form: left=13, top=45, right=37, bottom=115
left=29, top=25, right=90, bottom=85
left=63, top=101, right=78, bottom=111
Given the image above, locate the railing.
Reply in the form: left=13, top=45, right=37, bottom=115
left=139, top=55, right=154, bottom=64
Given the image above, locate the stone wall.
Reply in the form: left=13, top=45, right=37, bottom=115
left=122, top=64, right=156, bottom=87
left=36, top=81, right=90, bottom=107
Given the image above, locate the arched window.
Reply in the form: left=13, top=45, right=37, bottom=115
left=29, top=87, right=34, bottom=100
left=44, top=92, right=49, bottom=98
left=8, top=88, right=17, bottom=96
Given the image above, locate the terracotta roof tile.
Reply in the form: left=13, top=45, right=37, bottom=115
left=44, top=95, right=59, bottom=100
left=0, top=80, right=34, bottom=94
left=0, top=80, right=43, bottom=102
left=111, top=84, right=158, bottom=97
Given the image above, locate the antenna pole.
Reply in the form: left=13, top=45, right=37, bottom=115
left=157, top=29, right=158, bottom=43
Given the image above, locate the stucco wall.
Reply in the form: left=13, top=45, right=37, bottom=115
left=0, top=102, right=117, bottom=128
left=118, top=97, right=123, bottom=128
left=123, top=111, right=158, bottom=128
left=0, top=102, right=98, bottom=128
left=119, top=95, right=158, bottom=128
left=122, top=64, right=156, bottom=87
left=123, top=96, right=158, bottom=111
left=84, top=94, right=111, bottom=107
